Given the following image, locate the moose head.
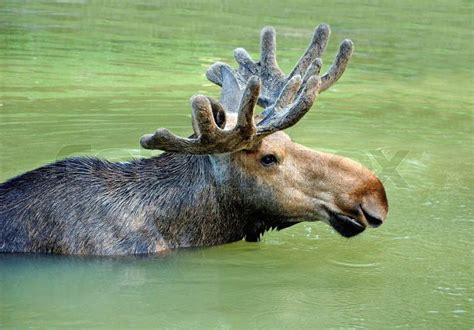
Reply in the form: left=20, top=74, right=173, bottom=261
left=140, top=24, right=388, bottom=240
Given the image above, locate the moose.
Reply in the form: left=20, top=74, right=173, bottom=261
left=0, top=24, right=388, bottom=255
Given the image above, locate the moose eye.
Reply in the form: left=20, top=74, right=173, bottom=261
left=260, top=154, right=278, bottom=167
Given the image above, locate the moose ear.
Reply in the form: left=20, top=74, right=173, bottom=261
left=208, top=97, right=226, bottom=129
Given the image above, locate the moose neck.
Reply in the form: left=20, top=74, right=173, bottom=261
left=142, top=152, right=250, bottom=248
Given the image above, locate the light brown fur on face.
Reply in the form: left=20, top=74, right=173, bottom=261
left=231, top=131, right=388, bottom=236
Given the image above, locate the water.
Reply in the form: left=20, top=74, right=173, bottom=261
left=0, top=0, right=472, bottom=328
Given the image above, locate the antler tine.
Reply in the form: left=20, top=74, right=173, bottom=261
left=140, top=127, right=192, bottom=153
left=257, top=75, right=321, bottom=137
left=234, top=48, right=257, bottom=77
left=320, top=39, right=354, bottom=92
left=236, top=76, right=259, bottom=138
left=289, top=23, right=330, bottom=78
left=260, top=27, right=280, bottom=71
left=206, top=62, right=236, bottom=87
left=271, top=74, right=302, bottom=115
left=299, top=59, right=322, bottom=95
left=140, top=77, right=261, bottom=154
left=191, top=96, right=219, bottom=138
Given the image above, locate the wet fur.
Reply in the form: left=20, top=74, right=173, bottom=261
left=0, top=153, right=285, bottom=255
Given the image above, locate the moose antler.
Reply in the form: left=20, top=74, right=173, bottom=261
left=140, top=74, right=321, bottom=154
left=206, top=23, right=353, bottom=108
left=140, top=77, right=260, bottom=154
left=140, top=24, right=350, bottom=154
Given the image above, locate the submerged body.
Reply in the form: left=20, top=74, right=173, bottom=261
left=0, top=154, right=248, bottom=254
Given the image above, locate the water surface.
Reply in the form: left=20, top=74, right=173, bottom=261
left=0, top=0, right=472, bottom=328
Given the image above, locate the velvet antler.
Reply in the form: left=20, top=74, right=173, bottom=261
left=140, top=77, right=260, bottom=154
left=140, top=24, right=350, bottom=154
left=206, top=24, right=353, bottom=108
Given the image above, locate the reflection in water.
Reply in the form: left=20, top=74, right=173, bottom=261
left=0, top=0, right=472, bottom=328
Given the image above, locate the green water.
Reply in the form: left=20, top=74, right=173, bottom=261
left=0, top=0, right=472, bottom=328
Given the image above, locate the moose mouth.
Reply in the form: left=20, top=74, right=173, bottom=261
left=328, top=213, right=366, bottom=238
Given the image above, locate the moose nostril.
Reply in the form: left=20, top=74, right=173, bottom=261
left=361, top=207, right=383, bottom=228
